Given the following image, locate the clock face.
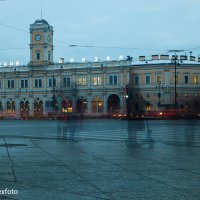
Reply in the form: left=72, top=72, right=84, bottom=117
left=35, top=34, right=41, bottom=41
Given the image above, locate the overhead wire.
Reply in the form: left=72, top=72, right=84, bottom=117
left=0, top=21, right=199, bottom=56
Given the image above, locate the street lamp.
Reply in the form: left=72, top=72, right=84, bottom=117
left=169, top=50, right=184, bottom=108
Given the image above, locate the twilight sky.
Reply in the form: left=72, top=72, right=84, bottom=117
left=0, top=0, right=200, bottom=65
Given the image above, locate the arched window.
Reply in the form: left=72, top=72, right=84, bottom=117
left=62, top=98, right=73, bottom=113
left=185, top=103, right=189, bottom=112
left=146, top=103, right=151, bottom=112
left=77, top=97, right=87, bottom=113
left=36, top=50, right=41, bottom=60
left=92, top=97, right=103, bottom=113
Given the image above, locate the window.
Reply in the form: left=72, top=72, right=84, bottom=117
left=48, top=51, right=51, bottom=61
left=63, top=77, right=70, bottom=87
left=134, top=76, right=139, bottom=85
left=35, top=78, right=42, bottom=88
left=109, top=75, right=117, bottom=85
left=0, top=80, right=1, bottom=89
left=48, top=78, right=52, bottom=87
left=194, top=76, right=198, bottom=84
left=36, top=52, right=40, bottom=60
left=77, top=77, right=86, bottom=86
left=175, top=75, right=178, bottom=84
left=21, top=80, right=28, bottom=88
left=185, top=91, right=189, bottom=97
left=93, top=76, right=102, bottom=85
left=145, top=75, right=150, bottom=84
left=184, top=75, right=189, bottom=84
left=8, top=80, right=14, bottom=89
left=157, top=75, right=162, bottom=83
left=146, top=103, right=151, bottom=112
left=48, top=77, right=56, bottom=87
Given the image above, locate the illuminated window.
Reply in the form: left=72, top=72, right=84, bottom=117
left=146, top=103, right=151, bottom=112
left=93, top=76, right=102, bottom=85
left=175, top=75, right=178, bottom=84
left=157, top=75, right=162, bottom=83
left=92, top=97, right=103, bottom=113
left=62, top=98, right=73, bottom=113
left=194, top=76, right=198, bottom=84
left=185, top=103, right=189, bottom=112
left=185, top=92, right=189, bottom=97
left=77, top=77, right=86, bottom=86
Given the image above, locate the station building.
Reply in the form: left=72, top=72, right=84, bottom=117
left=0, top=19, right=131, bottom=118
left=0, top=19, right=200, bottom=118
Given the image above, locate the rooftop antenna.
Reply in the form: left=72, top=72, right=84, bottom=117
left=41, top=10, right=43, bottom=19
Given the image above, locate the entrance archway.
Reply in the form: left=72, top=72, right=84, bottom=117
left=34, top=100, right=43, bottom=118
left=107, top=94, right=120, bottom=113
left=20, top=101, right=30, bottom=118
left=62, top=98, right=73, bottom=113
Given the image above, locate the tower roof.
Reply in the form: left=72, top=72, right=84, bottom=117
left=34, top=19, right=49, bottom=25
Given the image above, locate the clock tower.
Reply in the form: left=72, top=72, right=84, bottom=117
left=29, top=19, right=54, bottom=66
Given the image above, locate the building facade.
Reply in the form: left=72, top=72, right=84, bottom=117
left=0, top=19, right=200, bottom=118
left=129, top=55, right=200, bottom=114
left=0, top=19, right=131, bottom=118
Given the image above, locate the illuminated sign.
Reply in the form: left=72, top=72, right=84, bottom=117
left=81, top=58, right=86, bottom=62
left=94, top=57, right=99, bottom=62
left=119, top=55, right=124, bottom=60
left=106, top=56, right=111, bottom=61
left=69, top=58, right=75, bottom=63
left=0, top=61, right=20, bottom=67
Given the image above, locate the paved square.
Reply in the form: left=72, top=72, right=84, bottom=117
left=0, top=119, right=200, bottom=199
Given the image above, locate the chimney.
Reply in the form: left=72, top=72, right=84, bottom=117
left=160, top=55, right=169, bottom=60
left=180, top=55, right=187, bottom=60
left=139, top=56, right=145, bottom=61
left=190, top=56, right=196, bottom=61
left=152, top=55, right=159, bottom=60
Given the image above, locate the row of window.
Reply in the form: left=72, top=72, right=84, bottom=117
left=0, top=75, right=119, bottom=89
left=134, top=75, right=199, bottom=85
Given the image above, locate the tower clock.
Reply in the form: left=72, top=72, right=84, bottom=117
left=29, top=19, right=54, bottom=66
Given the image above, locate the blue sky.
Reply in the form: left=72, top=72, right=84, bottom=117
left=0, top=0, right=200, bottom=64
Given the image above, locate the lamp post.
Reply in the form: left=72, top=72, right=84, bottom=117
left=169, top=50, right=184, bottom=108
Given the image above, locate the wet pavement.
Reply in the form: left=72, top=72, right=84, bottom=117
left=0, top=119, right=200, bottom=199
